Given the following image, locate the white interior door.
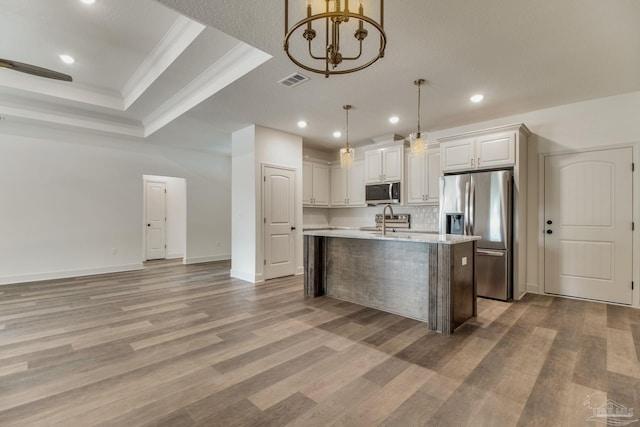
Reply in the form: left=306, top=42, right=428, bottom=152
left=544, top=148, right=633, bottom=304
left=264, top=166, right=295, bottom=280
left=145, top=181, right=166, bottom=260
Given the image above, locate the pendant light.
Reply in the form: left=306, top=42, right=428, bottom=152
left=409, top=79, right=427, bottom=157
left=340, top=105, right=354, bottom=168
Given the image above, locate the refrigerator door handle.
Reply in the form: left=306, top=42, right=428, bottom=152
left=464, top=181, right=470, bottom=235
left=477, top=249, right=505, bottom=257
left=469, top=179, right=475, bottom=235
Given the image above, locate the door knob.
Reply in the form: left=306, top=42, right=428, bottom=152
left=291, top=226, right=296, bottom=231
left=547, top=220, right=553, bottom=225
left=147, top=224, right=151, bottom=227
left=546, top=230, right=553, bottom=234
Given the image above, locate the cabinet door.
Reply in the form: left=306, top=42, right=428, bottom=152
left=330, top=165, right=347, bottom=206
left=476, top=132, right=515, bottom=169
left=441, top=138, right=475, bottom=172
left=347, top=161, right=365, bottom=206
left=406, top=152, right=426, bottom=204
left=382, top=145, right=403, bottom=182
left=312, top=164, right=330, bottom=206
left=302, top=162, right=313, bottom=205
left=365, top=149, right=383, bottom=183
left=425, top=149, right=441, bottom=203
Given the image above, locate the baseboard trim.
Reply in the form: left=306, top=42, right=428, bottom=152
left=296, top=266, right=304, bottom=276
left=230, top=269, right=262, bottom=283
left=184, top=254, right=230, bottom=265
left=167, top=253, right=184, bottom=260
left=526, top=282, right=541, bottom=294
left=0, top=263, right=144, bottom=286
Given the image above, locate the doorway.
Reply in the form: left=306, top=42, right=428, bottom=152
left=543, top=147, right=633, bottom=304
left=263, top=165, right=296, bottom=280
left=143, top=175, right=187, bottom=263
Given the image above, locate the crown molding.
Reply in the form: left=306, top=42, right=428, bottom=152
left=0, top=70, right=124, bottom=110
left=0, top=101, right=144, bottom=137
left=121, top=16, right=205, bottom=110
left=143, top=43, right=271, bottom=136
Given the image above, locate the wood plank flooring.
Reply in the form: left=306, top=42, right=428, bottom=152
left=0, top=260, right=638, bottom=426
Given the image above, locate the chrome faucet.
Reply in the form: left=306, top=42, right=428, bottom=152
left=382, top=203, right=394, bottom=236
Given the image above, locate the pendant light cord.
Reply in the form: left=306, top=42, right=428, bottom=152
left=416, top=80, right=421, bottom=136
left=344, top=104, right=351, bottom=149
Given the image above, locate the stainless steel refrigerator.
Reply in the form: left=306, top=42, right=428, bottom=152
left=439, top=170, right=513, bottom=301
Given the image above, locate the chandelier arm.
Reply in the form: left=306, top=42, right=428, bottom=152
left=340, top=40, right=363, bottom=61
left=308, top=40, right=328, bottom=61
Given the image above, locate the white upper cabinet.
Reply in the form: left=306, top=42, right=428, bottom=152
left=302, top=161, right=329, bottom=207
left=347, top=161, right=365, bottom=206
left=330, top=160, right=365, bottom=207
left=476, top=132, right=516, bottom=169
left=440, top=131, right=515, bottom=173
left=406, top=148, right=441, bottom=204
left=365, top=145, right=403, bottom=183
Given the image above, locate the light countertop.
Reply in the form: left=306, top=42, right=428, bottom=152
left=303, top=229, right=481, bottom=245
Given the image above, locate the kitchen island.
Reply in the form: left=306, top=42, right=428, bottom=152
left=303, top=229, right=481, bottom=335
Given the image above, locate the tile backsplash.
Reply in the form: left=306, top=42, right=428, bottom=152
left=305, top=205, right=440, bottom=231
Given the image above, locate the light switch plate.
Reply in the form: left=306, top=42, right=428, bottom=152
left=461, top=257, right=467, bottom=266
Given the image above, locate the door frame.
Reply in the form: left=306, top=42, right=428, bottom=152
left=261, top=163, right=297, bottom=281
left=537, top=143, right=638, bottom=307
left=142, top=175, right=187, bottom=264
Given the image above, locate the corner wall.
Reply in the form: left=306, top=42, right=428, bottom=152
left=231, top=125, right=303, bottom=282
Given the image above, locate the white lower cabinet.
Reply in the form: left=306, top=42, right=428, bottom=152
left=330, top=161, right=365, bottom=207
left=406, top=148, right=441, bottom=204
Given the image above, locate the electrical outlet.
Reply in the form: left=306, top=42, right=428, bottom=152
left=461, top=256, right=467, bottom=266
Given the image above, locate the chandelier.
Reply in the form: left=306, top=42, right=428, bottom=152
left=409, top=79, right=428, bottom=157
left=284, top=0, right=387, bottom=78
left=340, top=105, right=355, bottom=168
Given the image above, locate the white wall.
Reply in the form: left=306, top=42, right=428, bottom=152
left=0, top=122, right=231, bottom=285
left=231, top=125, right=303, bottom=282
left=143, top=174, right=186, bottom=259
left=231, top=126, right=257, bottom=281
left=255, top=126, right=304, bottom=278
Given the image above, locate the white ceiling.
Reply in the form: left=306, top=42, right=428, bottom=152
left=1, top=0, right=639, bottom=154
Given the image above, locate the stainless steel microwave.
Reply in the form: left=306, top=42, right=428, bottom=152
left=365, top=182, right=401, bottom=205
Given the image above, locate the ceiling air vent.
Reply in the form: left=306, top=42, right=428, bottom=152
left=278, top=72, right=309, bottom=88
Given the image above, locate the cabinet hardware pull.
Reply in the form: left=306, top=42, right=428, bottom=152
left=477, top=157, right=480, bottom=165
left=471, top=158, right=474, bottom=167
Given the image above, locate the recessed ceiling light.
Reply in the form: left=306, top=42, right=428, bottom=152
left=297, top=120, right=308, bottom=128
left=81, top=0, right=95, bottom=4
left=389, top=116, right=399, bottom=124
left=470, top=94, right=484, bottom=103
left=333, top=131, right=342, bottom=138
left=59, top=54, right=75, bottom=64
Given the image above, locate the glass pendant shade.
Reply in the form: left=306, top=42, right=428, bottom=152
left=340, top=147, right=355, bottom=168
left=339, top=105, right=354, bottom=169
left=409, top=132, right=427, bottom=157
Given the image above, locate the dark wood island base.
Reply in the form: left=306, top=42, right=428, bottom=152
left=304, top=232, right=479, bottom=335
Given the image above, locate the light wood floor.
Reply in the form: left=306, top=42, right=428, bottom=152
left=0, top=260, right=638, bottom=426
